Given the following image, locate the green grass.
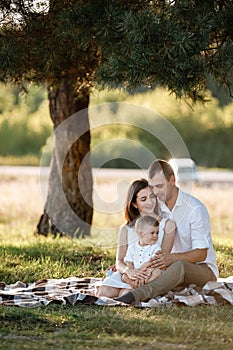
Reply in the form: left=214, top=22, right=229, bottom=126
left=0, top=222, right=115, bottom=283
left=0, top=303, right=233, bottom=349
left=0, top=220, right=233, bottom=350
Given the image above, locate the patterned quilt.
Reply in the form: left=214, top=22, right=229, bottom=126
left=0, top=276, right=233, bottom=308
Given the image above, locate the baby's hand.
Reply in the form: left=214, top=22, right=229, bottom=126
left=138, top=261, right=152, bottom=271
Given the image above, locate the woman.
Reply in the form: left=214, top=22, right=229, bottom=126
left=96, top=178, right=176, bottom=298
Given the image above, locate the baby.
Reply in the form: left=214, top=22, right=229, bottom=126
left=121, top=215, right=162, bottom=291
left=97, top=215, right=162, bottom=298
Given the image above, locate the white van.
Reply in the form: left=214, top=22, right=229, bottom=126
left=168, top=158, right=199, bottom=184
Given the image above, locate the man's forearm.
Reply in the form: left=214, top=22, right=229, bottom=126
left=172, top=248, right=207, bottom=264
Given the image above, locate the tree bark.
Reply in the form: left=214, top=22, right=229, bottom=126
left=37, top=76, right=93, bottom=238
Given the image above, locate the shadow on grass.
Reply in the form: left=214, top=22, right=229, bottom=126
left=1, top=304, right=233, bottom=350
left=0, top=242, right=115, bottom=283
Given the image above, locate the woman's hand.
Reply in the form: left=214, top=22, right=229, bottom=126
left=125, top=267, right=151, bottom=280
left=147, top=250, right=176, bottom=269
left=125, top=276, right=147, bottom=288
left=131, top=268, right=154, bottom=287
left=122, top=274, right=142, bottom=288
left=123, top=268, right=151, bottom=288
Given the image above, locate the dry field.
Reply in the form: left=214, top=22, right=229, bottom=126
left=0, top=169, right=232, bottom=246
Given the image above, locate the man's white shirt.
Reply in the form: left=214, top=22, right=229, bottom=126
left=159, top=189, right=219, bottom=278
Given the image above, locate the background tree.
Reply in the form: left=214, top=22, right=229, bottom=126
left=0, top=0, right=232, bottom=237
left=0, top=0, right=100, bottom=237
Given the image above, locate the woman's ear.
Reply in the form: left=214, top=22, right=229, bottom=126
left=132, top=202, right=137, bottom=209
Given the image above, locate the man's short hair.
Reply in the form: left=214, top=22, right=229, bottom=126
left=135, top=215, right=159, bottom=233
left=148, top=159, right=174, bottom=181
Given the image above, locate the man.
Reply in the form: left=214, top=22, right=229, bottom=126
left=116, top=159, right=218, bottom=305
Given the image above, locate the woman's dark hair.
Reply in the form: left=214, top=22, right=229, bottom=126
left=124, top=178, right=158, bottom=224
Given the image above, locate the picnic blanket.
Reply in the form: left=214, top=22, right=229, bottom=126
left=0, top=276, right=233, bottom=308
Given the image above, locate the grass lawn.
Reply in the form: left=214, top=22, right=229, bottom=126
left=0, top=173, right=233, bottom=349
left=1, top=303, right=232, bottom=350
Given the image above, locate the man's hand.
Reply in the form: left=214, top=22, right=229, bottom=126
left=148, top=248, right=208, bottom=268
left=147, top=250, right=176, bottom=269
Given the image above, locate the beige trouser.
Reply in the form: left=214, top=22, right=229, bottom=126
left=131, top=260, right=217, bottom=303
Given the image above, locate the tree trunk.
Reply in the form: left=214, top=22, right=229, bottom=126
left=37, top=76, right=93, bottom=238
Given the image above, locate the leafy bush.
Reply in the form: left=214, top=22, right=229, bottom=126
left=0, top=83, right=233, bottom=168
left=0, top=83, right=52, bottom=160
left=90, top=88, right=233, bottom=168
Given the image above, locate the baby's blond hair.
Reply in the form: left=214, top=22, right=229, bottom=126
left=135, top=215, right=159, bottom=233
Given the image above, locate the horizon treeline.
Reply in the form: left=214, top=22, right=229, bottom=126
left=0, top=83, right=232, bottom=169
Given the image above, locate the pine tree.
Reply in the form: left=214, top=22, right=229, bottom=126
left=0, top=1, right=232, bottom=237
left=0, top=1, right=99, bottom=237
left=95, top=0, right=233, bottom=101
